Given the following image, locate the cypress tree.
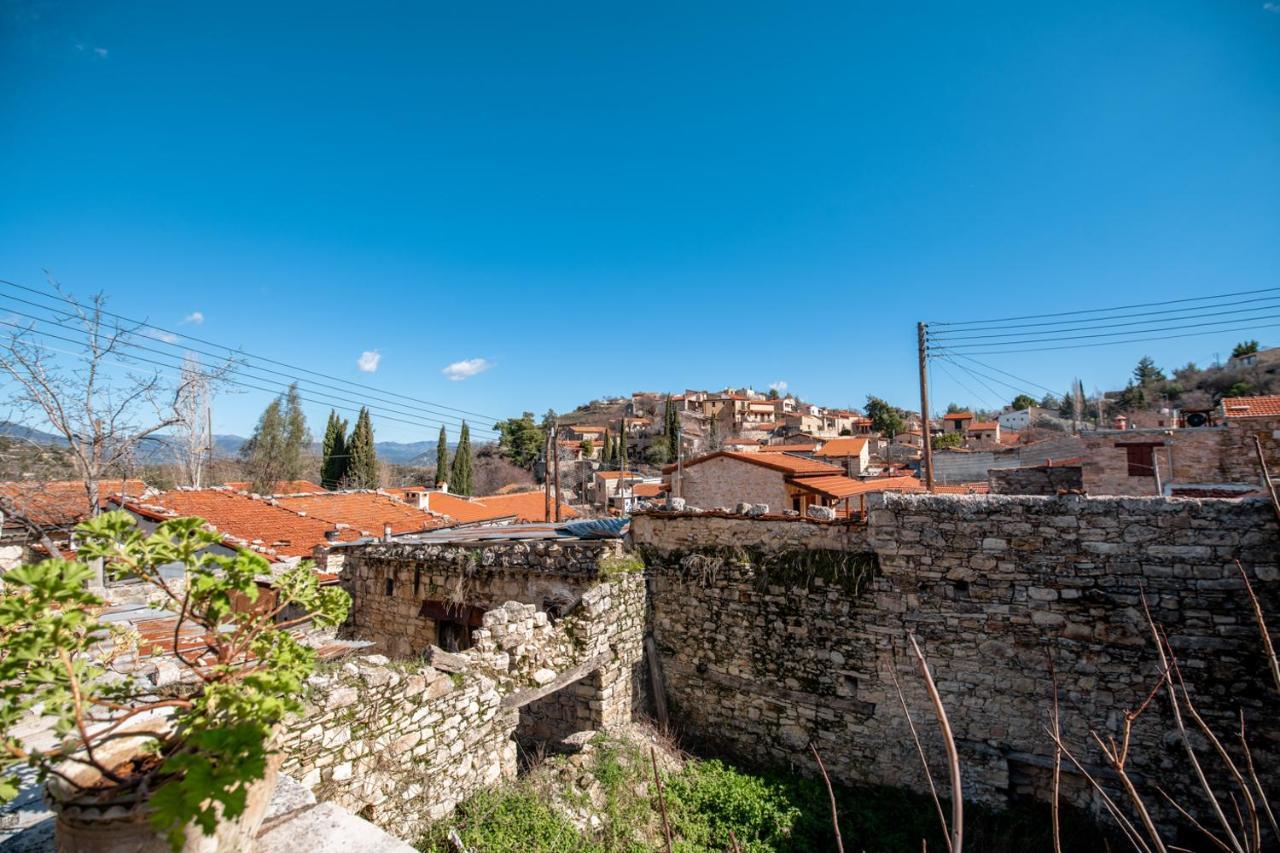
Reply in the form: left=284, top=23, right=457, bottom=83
left=435, top=425, right=449, bottom=488
left=346, top=407, right=379, bottom=489
left=602, top=430, right=614, bottom=466
left=618, top=418, right=628, bottom=472
left=320, top=410, right=349, bottom=490
left=708, top=416, right=720, bottom=452
left=664, top=395, right=679, bottom=462
left=450, top=421, right=473, bottom=495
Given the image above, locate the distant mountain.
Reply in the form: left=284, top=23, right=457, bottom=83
left=0, top=423, right=441, bottom=467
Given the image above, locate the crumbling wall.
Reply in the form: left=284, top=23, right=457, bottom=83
left=280, top=539, right=647, bottom=841
left=637, top=496, right=1280, bottom=826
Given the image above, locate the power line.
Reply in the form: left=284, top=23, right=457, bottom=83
left=938, top=356, right=1030, bottom=399
left=932, top=359, right=999, bottom=410
left=941, top=352, right=1059, bottom=396
left=0, top=302, right=501, bottom=438
left=928, top=298, right=1280, bottom=343
left=931, top=320, right=1280, bottom=356
left=928, top=311, right=1280, bottom=351
left=0, top=320, right=501, bottom=440
left=0, top=279, right=503, bottom=423
left=928, top=285, right=1280, bottom=327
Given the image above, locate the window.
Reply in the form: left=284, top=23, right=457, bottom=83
left=1119, top=443, right=1157, bottom=477
left=385, top=578, right=395, bottom=596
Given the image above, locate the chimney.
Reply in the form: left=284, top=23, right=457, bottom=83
left=1114, top=415, right=1128, bottom=430
left=324, top=528, right=340, bottom=543
left=383, top=522, right=393, bottom=542
left=437, top=481, right=449, bottom=494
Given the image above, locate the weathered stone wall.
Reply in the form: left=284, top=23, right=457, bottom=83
left=989, top=464, right=1082, bottom=495
left=631, top=512, right=869, bottom=554
left=280, top=540, right=647, bottom=841
left=638, top=495, right=1280, bottom=827
left=1221, top=416, right=1280, bottom=484
left=1079, top=428, right=1226, bottom=495
left=674, top=455, right=792, bottom=512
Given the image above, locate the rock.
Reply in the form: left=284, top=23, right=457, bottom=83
left=531, top=668, right=557, bottom=686
left=326, top=686, right=359, bottom=710
left=426, top=645, right=469, bottom=673
left=666, top=497, right=687, bottom=512
left=551, top=730, right=598, bottom=754
left=748, top=503, right=769, bottom=516
left=735, top=502, right=753, bottom=514
left=807, top=505, right=837, bottom=522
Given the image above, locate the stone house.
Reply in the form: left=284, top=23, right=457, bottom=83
left=0, top=478, right=152, bottom=570
left=665, top=450, right=884, bottom=514
left=813, top=436, right=871, bottom=476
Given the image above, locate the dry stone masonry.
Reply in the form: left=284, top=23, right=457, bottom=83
left=634, top=494, right=1280, bottom=829
left=278, top=537, right=646, bottom=839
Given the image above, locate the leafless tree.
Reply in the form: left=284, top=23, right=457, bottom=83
left=0, top=286, right=228, bottom=524
left=175, top=354, right=212, bottom=488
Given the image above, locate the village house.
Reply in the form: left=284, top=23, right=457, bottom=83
left=996, top=406, right=1051, bottom=431
left=813, top=436, right=871, bottom=476
left=590, top=470, right=648, bottom=510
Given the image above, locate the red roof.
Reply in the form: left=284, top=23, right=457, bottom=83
left=471, top=491, right=579, bottom=523
left=0, top=479, right=149, bottom=527
left=1221, top=395, right=1280, bottom=419
left=813, top=437, right=869, bottom=458
left=118, top=490, right=362, bottom=560
left=418, top=491, right=517, bottom=524
left=274, top=492, right=453, bottom=536
left=943, top=412, right=974, bottom=420
left=631, top=483, right=665, bottom=498
left=792, top=475, right=923, bottom=499
left=664, top=451, right=843, bottom=478
left=756, top=443, right=818, bottom=453
left=969, top=421, right=999, bottom=431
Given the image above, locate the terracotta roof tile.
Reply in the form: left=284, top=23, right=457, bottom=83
left=793, top=476, right=924, bottom=498
left=1221, top=395, right=1280, bottom=418
left=274, top=492, right=453, bottom=536
left=813, top=437, right=869, bottom=457
left=0, top=479, right=149, bottom=527
left=473, top=491, right=579, bottom=523
left=222, top=480, right=325, bottom=495
left=943, top=412, right=974, bottom=420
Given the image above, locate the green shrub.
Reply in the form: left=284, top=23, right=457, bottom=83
left=419, top=790, right=597, bottom=853
left=663, top=759, right=801, bottom=852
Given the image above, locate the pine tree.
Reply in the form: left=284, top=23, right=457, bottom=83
left=320, top=410, right=349, bottom=489
left=240, top=383, right=310, bottom=493
left=450, top=421, right=473, bottom=495
left=435, top=425, right=449, bottom=488
left=346, top=407, right=379, bottom=489
left=240, top=398, right=285, bottom=494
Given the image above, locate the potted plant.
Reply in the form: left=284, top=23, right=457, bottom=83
left=0, top=511, right=351, bottom=851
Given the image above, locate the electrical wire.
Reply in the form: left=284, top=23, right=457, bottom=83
left=928, top=320, right=1280, bottom=357
left=0, top=302, right=502, bottom=437
left=932, top=358, right=999, bottom=410
left=0, top=320, right=501, bottom=439
left=927, top=285, right=1280, bottom=327
left=928, top=298, right=1280, bottom=343
left=0, top=279, right=503, bottom=423
left=941, top=352, right=1059, bottom=396
left=927, top=311, right=1280, bottom=351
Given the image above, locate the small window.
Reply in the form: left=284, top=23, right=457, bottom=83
left=1124, top=445, right=1155, bottom=477
left=385, top=578, right=395, bottom=596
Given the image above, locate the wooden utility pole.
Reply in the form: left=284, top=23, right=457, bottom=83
left=918, top=321, right=935, bottom=491
left=552, top=425, right=562, bottom=522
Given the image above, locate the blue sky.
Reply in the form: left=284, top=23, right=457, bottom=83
left=2, top=1, right=1279, bottom=442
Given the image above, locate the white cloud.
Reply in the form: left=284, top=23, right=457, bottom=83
left=769, top=380, right=788, bottom=393
left=93, top=47, right=108, bottom=59
left=144, top=328, right=179, bottom=344
left=356, top=350, right=382, bottom=373
left=441, top=357, right=493, bottom=381
left=1266, top=2, right=1280, bottom=12
left=181, top=311, right=204, bottom=325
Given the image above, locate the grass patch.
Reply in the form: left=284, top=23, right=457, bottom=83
left=418, top=735, right=1119, bottom=853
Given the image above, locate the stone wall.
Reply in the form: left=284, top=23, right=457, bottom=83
left=989, top=464, right=1082, bottom=495
left=674, top=455, right=793, bottom=512
left=1079, top=427, right=1225, bottom=495
left=280, top=539, right=647, bottom=841
left=637, top=495, right=1280, bottom=827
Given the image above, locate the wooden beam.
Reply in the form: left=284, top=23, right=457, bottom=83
left=500, top=652, right=612, bottom=710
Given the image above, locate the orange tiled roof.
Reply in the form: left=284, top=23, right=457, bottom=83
left=664, top=451, right=842, bottom=477
left=997, top=430, right=1021, bottom=446
left=969, top=421, right=999, bottom=431
left=120, top=490, right=362, bottom=560
left=793, top=475, right=924, bottom=498
left=418, top=491, right=515, bottom=524
left=475, top=491, right=579, bottom=523
left=274, top=491, right=453, bottom=536
left=1222, top=395, right=1280, bottom=418
left=596, top=470, right=646, bottom=480
left=756, top=443, right=818, bottom=453
left=813, top=437, right=869, bottom=458
left=631, top=483, right=665, bottom=498
left=943, top=412, right=974, bottom=420
left=222, top=480, right=325, bottom=495
left=0, top=479, right=149, bottom=527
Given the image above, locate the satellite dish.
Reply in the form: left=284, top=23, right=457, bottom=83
left=1185, top=412, right=1209, bottom=428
